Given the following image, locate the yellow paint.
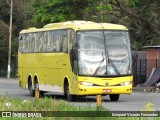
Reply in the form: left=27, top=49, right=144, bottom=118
left=18, top=21, right=132, bottom=97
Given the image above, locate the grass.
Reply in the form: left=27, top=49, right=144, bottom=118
left=0, top=96, right=159, bottom=120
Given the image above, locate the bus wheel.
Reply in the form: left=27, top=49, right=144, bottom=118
left=109, top=94, right=120, bottom=101
left=28, top=79, right=35, bottom=97
left=65, top=82, right=76, bottom=101
left=34, top=80, right=44, bottom=98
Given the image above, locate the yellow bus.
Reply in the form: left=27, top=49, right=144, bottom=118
left=18, top=21, right=132, bottom=101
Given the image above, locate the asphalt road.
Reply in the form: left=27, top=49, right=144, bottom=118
left=0, top=78, right=160, bottom=111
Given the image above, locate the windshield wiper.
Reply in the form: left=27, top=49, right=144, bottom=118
left=93, top=52, right=105, bottom=76
left=107, top=51, right=120, bottom=75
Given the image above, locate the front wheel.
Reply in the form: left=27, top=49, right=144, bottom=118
left=65, top=82, right=77, bottom=101
left=109, top=94, right=120, bottom=101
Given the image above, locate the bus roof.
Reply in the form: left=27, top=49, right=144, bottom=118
left=20, top=21, right=128, bottom=34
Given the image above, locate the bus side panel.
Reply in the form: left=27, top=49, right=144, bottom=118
left=26, top=53, right=61, bottom=91
left=18, top=68, right=28, bottom=89
left=41, top=53, right=61, bottom=86
left=18, top=52, right=27, bottom=89
left=58, top=53, right=76, bottom=94
left=18, top=68, right=23, bottom=87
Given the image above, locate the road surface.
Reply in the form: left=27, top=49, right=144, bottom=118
left=0, top=78, right=160, bottom=111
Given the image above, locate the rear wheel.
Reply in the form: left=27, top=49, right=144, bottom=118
left=28, top=79, right=35, bottom=97
left=109, top=94, right=120, bottom=101
left=65, top=82, right=76, bottom=101
left=34, top=79, right=45, bottom=98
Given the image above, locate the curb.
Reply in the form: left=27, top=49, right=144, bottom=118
left=133, top=87, right=160, bottom=93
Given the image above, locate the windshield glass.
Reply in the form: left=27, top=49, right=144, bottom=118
left=77, top=31, right=132, bottom=76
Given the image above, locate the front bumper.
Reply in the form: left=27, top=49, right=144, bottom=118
left=77, top=84, right=132, bottom=95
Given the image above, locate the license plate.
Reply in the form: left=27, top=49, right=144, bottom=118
left=103, top=89, right=112, bottom=93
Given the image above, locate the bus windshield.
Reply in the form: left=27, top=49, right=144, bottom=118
left=77, top=31, right=132, bottom=76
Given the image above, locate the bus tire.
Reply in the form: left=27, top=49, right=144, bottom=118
left=28, top=79, right=35, bottom=97
left=109, top=94, right=120, bottom=101
left=65, top=82, right=76, bottom=101
left=34, top=78, right=45, bottom=98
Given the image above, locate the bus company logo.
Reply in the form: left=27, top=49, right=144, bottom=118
left=105, top=81, right=109, bottom=86
left=140, top=103, right=156, bottom=111
left=2, top=112, right=11, bottom=117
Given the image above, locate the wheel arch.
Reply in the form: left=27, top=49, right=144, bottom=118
left=27, top=74, right=39, bottom=89
left=34, top=75, right=39, bottom=84
left=63, top=76, right=70, bottom=94
left=27, top=74, right=33, bottom=89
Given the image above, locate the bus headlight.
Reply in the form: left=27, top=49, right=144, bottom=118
left=120, top=81, right=132, bottom=86
left=79, top=82, right=93, bottom=86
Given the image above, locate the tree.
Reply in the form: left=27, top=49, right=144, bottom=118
left=0, top=31, right=8, bottom=58
left=106, top=0, right=160, bottom=49
left=32, top=0, right=90, bottom=27
left=0, top=0, right=35, bottom=58
left=82, top=0, right=160, bottom=50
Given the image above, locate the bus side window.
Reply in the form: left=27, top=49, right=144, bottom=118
left=19, top=35, right=23, bottom=53
left=28, top=33, right=32, bottom=53
left=43, top=32, right=47, bottom=52
left=31, top=33, right=36, bottom=53
left=47, top=31, right=54, bottom=52
left=38, top=32, right=43, bottom=52
left=62, top=36, right=68, bottom=52
left=62, top=30, right=68, bottom=53
left=25, top=34, right=29, bottom=53
left=56, top=35, right=61, bottom=52
left=54, top=31, right=61, bottom=52
left=29, top=33, right=35, bottom=53
left=22, top=35, right=26, bottom=53
left=34, top=33, right=39, bottom=52
left=52, top=31, right=56, bottom=52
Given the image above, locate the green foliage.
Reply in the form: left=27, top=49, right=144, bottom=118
left=0, top=0, right=160, bottom=57
left=33, top=0, right=89, bottom=27
left=11, top=37, right=18, bottom=56
left=0, top=0, right=10, bottom=23
left=0, top=31, right=8, bottom=58
left=0, top=0, right=35, bottom=58
left=0, top=96, right=156, bottom=119
left=103, top=0, right=160, bottom=50
left=0, top=96, right=111, bottom=119
left=128, top=0, right=160, bottom=49
left=106, top=4, right=112, bottom=11
left=125, top=0, right=138, bottom=7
